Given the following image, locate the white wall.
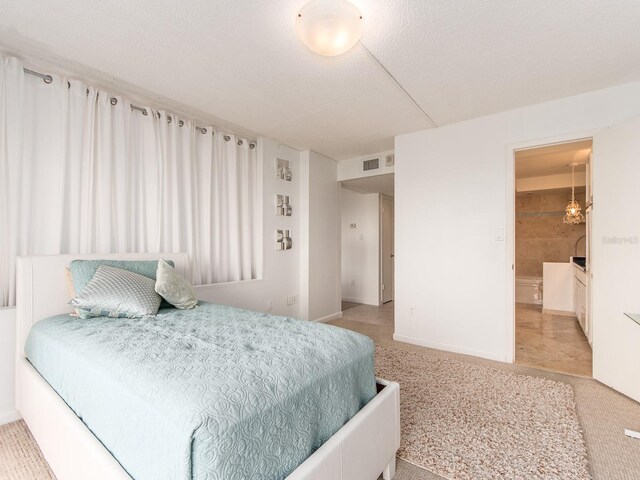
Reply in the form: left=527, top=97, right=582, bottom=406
left=299, top=151, right=342, bottom=322
left=338, top=150, right=394, bottom=181
left=196, top=137, right=301, bottom=318
left=0, top=307, right=19, bottom=424
left=340, top=188, right=380, bottom=305
left=394, top=80, right=640, bottom=362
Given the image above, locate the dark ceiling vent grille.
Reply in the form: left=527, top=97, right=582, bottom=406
left=363, top=158, right=380, bottom=171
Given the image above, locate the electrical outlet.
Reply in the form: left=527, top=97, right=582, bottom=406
left=409, top=307, right=415, bottom=316
left=287, top=295, right=297, bottom=306
left=350, top=279, right=356, bottom=287
left=266, top=300, right=272, bottom=312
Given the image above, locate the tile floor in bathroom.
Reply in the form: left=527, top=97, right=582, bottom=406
left=515, top=303, right=592, bottom=377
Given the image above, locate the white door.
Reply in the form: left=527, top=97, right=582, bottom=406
left=381, top=195, right=394, bottom=303
left=585, top=152, right=593, bottom=345
left=591, top=116, right=640, bottom=402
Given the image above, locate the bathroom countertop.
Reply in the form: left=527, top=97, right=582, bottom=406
left=571, top=256, right=587, bottom=272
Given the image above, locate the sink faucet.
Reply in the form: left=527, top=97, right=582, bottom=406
left=575, top=235, right=586, bottom=256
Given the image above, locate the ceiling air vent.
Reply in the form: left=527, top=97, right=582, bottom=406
left=363, top=158, right=380, bottom=171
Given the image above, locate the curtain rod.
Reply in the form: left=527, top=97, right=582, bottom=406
left=22, top=67, right=255, bottom=147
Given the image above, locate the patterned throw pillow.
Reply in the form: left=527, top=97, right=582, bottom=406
left=69, top=259, right=176, bottom=309
left=154, top=259, right=198, bottom=309
left=69, top=265, right=162, bottom=318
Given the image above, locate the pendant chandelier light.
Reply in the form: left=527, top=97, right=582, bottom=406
left=563, top=164, right=585, bottom=225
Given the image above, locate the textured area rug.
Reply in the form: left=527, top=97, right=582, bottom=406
left=0, top=420, right=55, bottom=479
left=375, top=344, right=591, bottom=480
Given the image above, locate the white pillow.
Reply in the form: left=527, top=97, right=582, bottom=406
left=155, top=259, right=198, bottom=309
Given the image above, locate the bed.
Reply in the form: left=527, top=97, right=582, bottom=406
left=15, top=253, right=400, bottom=480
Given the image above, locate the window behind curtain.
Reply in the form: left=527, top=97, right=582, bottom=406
left=0, top=56, right=260, bottom=307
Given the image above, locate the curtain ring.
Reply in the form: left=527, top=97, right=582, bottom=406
left=167, top=116, right=172, bottom=123
left=142, top=109, right=148, bottom=116
left=200, top=128, right=207, bottom=134
left=179, top=120, right=184, bottom=127
left=224, top=135, right=231, bottom=142
left=249, top=143, right=256, bottom=149
left=44, top=75, right=53, bottom=84
left=66, top=81, right=71, bottom=89
left=110, top=97, right=117, bottom=106
left=156, top=112, right=161, bottom=119
left=237, top=140, right=243, bottom=146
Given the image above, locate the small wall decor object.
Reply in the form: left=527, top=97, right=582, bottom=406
left=275, top=194, right=292, bottom=216
left=276, top=229, right=293, bottom=250
left=276, top=158, right=292, bottom=181
left=284, top=196, right=292, bottom=216
left=276, top=194, right=285, bottom=215
left=276, top=230, right=285, bottom=250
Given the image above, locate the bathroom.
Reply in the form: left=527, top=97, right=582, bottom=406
left=514, top=139, right=592, bottom=376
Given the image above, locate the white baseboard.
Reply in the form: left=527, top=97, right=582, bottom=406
left=341, top=297, right=379, bottom=307
left=341, top=297, right=362, bottom=304
left=392, top=333, right=505, bottom=362
left=0, top=409, right=21, bottom=426
left=542, top=308, right=575, bottom=317
left=314, top=312, right=343, bottom=323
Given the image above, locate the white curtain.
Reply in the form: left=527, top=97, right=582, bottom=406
left=0, top=56, right=260, bottom=307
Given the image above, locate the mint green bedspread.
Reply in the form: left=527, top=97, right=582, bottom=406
left=25, top=302, right=376, bottom=480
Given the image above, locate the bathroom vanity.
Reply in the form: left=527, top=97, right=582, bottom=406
left=572, top=256, right=591, bottom=344
left=541, top=256, right=591, bottom=345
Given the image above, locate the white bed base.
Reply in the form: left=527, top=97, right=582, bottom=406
left=16, top=253, right=400, bottom=480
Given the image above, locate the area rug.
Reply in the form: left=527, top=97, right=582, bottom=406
left=375, top=344, right=591, bottom=480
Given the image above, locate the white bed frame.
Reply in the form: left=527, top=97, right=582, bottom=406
left=16, top=253, right=400, bottom=480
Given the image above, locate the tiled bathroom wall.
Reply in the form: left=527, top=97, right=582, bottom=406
left=516, top=191, right=587, bottom=277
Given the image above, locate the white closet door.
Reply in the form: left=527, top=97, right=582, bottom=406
left=591, top=116, right=640, bottom=402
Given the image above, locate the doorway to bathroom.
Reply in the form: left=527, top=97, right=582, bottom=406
left=513, top=139, right=593, bottom=376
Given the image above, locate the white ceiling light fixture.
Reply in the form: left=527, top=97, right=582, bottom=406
left=296, top=0, right=364, bottom=57
left=295, top=0, right=437, bottom=127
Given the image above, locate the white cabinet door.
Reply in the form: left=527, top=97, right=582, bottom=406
left=592, top=116, right=640, bottom=402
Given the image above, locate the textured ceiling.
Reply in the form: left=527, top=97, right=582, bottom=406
left=515, top=140, right=592, bottom=178
left=1, top=1, right=639, bottom=160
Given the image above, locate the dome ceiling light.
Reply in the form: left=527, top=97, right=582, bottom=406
left=296, top=0, right=364, bottom=57
left=294, top=0, right=438, bottom=128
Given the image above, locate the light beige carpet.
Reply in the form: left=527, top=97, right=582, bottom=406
left=0, top=420, right=55, bottom=479
left=376, top=344, right=591, bottom=480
